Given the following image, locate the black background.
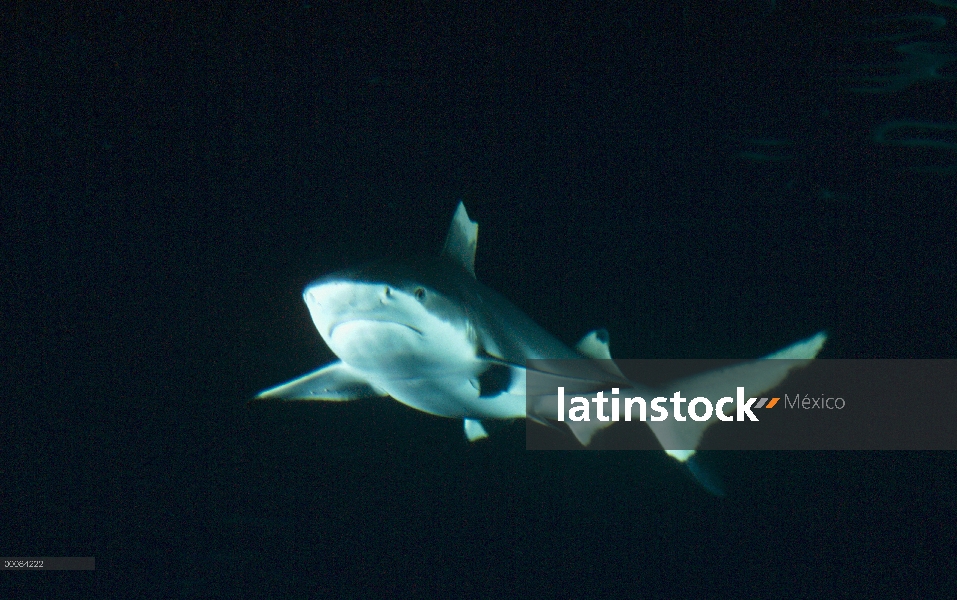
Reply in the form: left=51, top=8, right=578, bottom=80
left=5, top=0, right=956, bottom=596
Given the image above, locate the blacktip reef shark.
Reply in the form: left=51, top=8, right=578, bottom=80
left=256, top=203, right=826, bottom=493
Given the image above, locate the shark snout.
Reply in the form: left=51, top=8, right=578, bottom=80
left=305, top=283, right=393, bottom=310
left=303, top=281, right=353, bottom=312
left=304, top=280, right=415, bottom=340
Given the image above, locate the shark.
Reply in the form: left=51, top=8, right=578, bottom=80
left=256, top=203, right=826, bottom=492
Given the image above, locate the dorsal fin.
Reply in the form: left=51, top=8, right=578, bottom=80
left=575, top=328, right=628, bottom=379
left=440, top=202, right=478, bottom=277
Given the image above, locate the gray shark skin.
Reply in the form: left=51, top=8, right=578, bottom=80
left=257, top=203, right=826, bottom=487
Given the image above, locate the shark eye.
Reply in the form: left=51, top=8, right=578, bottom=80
left=384, top=286, right=392, bottom=298
left=413, top=287, right=426, bottom=301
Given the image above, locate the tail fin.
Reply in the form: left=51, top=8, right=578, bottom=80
left=647, top=331, right=827, bottom=464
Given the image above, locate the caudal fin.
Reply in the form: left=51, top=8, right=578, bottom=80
left=647, top=331, right=827, bottom=463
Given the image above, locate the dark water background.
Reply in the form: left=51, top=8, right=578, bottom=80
left=5, top=0, right=956, bottom=596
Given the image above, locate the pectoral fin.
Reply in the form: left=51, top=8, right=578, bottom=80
left=255, top=361, right=384, bottom=401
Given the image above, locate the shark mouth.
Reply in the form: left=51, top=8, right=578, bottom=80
left=329, top=318, right=425, bottom=337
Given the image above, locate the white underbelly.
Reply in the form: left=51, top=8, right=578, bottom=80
left=371, top=374, right=526, bottom=420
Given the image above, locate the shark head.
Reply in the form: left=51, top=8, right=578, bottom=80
left=256, top=205, right=534, bottom=422
left=303, top=261, right=481, bottom=378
